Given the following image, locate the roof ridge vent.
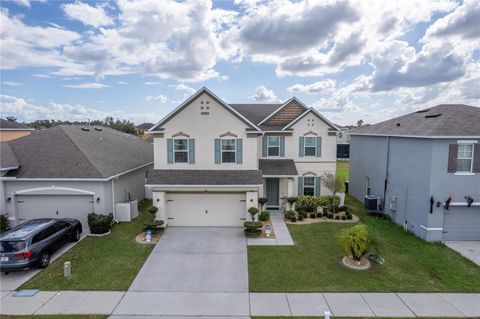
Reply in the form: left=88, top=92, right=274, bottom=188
left=81, top=127, right=90, bottom=131
left=416, top=109, right=431, bottom=113
left=425, top=113, right=442, bottom=118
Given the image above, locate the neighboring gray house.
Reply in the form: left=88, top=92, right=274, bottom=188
left=0, top=125, right=153, bottom=230
left=349, top=104, right=480, bottom=241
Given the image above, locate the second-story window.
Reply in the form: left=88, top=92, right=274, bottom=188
left=174, top=139, right=189, bottom=163
left=221, top=139, right=236, bottom=163
left=267, top=136, right=280, bottom=156
left=304, top=136, right=317, bottom=156
left=457, top=143, right=474, bottom=172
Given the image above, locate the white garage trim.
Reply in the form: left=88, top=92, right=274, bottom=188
left=13, top=186, right=95, bottom=196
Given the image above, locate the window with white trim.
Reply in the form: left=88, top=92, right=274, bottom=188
left=267, top=136, right=280, bottom=156
left=303, top=177, right=315, bottom=196
left=221, top=139, right=236, bottom=163
left=304, top=136, right=316, bottom=156
left=174, top=139, right=188, bottom=163
left=457, top=144, right=474, bottom=172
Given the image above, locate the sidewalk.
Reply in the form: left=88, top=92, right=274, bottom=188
left=248, top=210, right=294, bottom=246
left=1, top=290, right=479, bottom=317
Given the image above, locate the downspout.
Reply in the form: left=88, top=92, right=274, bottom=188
left=383, top=136, right=390, bottom=211
left=111, top=178, right=117, bottom=222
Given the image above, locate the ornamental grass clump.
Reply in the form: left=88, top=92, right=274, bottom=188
left=338, top=224, right=371, bottom=261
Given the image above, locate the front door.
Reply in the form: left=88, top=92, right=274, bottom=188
left=266, top=178, right=279, bottom=207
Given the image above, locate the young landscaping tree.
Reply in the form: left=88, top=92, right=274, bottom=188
left=321, top=173, right=345, bottom=213
left=248, top=207, right=259, bottom=222
left=286, top=197, right=297, bottom=210
left=338, top=224, right=370, bottom=261
left=258, top=197, right=268, bottom=211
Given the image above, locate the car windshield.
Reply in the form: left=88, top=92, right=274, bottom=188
left=0, top=240, right=26, bottom=253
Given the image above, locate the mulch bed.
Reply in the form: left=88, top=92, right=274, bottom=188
left=135, top=229, right=164, bottom=244
left=259, top=220, right=275, bottom=239
left=342, top=255, right=371, bottom=270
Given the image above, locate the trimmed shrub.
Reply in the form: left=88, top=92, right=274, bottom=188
left=244, top=221, right=262, bottom=237
left=341, top=215, right=346, bottom=220
left=316, top=213, right=322, bottom=218
left=335, top=215, right=340, bottom=220
left=259, top=211, right=270, bottom=221
left=298, top=214, right=304, bottom=221
left=285, top=210, right=296, bottom=220
left=88, top=212, right=113, bottom=234
left=148, top=206, right=158, bottom=214
left=309, top=213, right=316, bottom=219
left=295, top=196, right=320, bottom=212
left=258, top=197, right=268, bottom=210
left=0, top=214, right=9, bottom=232
left=346, top=215, right=353, bottom=220
left=327, top=213, right=334, bottom=219
left=300, top=212, right=308, bottom=218
left=290, top=216, right=297, bottom=222
left=248, top=207, right=259, bottom=222
left=337, top=205, right=348, bottom=212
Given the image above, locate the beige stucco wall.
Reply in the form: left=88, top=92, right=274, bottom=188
left=0, top=130, right=32, bottom=142
left=154, top=92, right=258, bottom=170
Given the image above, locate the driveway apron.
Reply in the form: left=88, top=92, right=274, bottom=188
left=113, top=227, right=250, bottom=317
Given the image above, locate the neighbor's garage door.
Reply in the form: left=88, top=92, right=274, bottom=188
left=16, top=195, right=94, bottom=231
left=166, top=192, right=246, bottom=226
left=443, top=208, right=480, bottom=241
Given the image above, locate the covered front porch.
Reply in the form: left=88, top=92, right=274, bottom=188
left=259, top=159, right=298, bottom=210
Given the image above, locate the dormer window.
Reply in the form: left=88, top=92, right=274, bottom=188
left=174, top=139, right=189, bottom=163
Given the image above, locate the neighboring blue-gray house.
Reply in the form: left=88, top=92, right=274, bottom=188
left=349, top=104, right=480, bottom=241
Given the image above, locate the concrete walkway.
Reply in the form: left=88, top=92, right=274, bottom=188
left=248, top=209, right=294, bottom=246
left=1, top=291, right=479, bottom=317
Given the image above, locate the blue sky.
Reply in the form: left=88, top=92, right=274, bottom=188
left=1, top=0, right=479, bottom=125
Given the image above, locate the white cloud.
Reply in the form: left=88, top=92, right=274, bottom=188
left=11, top=0, right=46, bottom=8
left=116, top=80, right=128, bottom=85
left=0, top=94, right=160, bottom=124
left=33, top=74, right=51, bottom=78
left=144, top=81, right=162, bottom=85
left=172, top=84, right=196, bottom=95
left=63, top=2, right=114, bottom=28
left=62, top=82, right=110, bottom=89
left=145, top=94, right=168, bottom=103
left=287, top=80, right=336, bottom=94
left=2, top=81, right=22, bottom=86
left=250, top=85, right=281, bottom=102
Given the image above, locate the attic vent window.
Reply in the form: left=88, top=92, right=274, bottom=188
left=425, top=113, right=442, bottom=118
left=94, top=128, right=102, bottom=131
left=81, top=127, right=90, bottom=131
left=416, top=109, right=431, bottom=113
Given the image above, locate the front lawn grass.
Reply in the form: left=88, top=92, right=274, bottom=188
left=336, top=160, right=349, bottom=181
left=20, top=200, right=155, bottom=291
left=248, top=195, right=480, bottom=292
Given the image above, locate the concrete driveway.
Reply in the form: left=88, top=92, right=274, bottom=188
left=113, top=227, right=250, bottom=316
left=444, top=241, right=480, bottom=266
left=0, top=235, right=86, bottom=291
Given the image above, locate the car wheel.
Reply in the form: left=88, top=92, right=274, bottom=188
left=37, top=252, right=50, bottom=269
left=71, top=228, right=81, bottom=242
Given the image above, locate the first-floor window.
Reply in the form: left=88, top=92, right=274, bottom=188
left=303, top=177, right=315, bottom=196
left=457, top=143, right=474, bottom=172
left=366, top=176, right=372, bottom=196
left=304, top=136, right=317, bottom=156
left=221, top=139, right=236, bottom=163
left=174, top=139, right=188, bottom=163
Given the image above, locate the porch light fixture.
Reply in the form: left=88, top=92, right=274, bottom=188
left=96, top=197, right=101, bottom=203
left=7, top=197, right=11, bottom=202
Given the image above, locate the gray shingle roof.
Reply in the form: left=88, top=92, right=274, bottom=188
left=0, top=142, right=19, bottom=169
left=4, top=125, right=153, bottom=178
left=136, top=122, right=154, bottom=130
left=230, top=104, right=282, bottom=125
left=259, top=159, right=298, bottom=176
left=350, top=104, right=480, bottom=137
left=146, top=169, right=263, bottom=185
left=0, top=119, right=33, bottom=130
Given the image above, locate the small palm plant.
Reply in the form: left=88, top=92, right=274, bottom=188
left=338, top=224, right=370, bottom=261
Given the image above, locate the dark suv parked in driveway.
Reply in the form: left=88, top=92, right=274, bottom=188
left=0, top=218, right=82, bottom=272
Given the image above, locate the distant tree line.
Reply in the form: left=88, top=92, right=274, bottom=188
left=22, top=116, right=137, bottom=134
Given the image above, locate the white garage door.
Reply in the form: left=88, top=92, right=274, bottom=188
left=166, top=192, right=246, bottom=227
left=17, top=195, right=94, bottom=231
left=443, top=208, right=480, bottom=241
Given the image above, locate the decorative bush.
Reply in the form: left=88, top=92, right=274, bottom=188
left=341, top=216, right=346, bottom=220
left=290, top=216, right=297, bottom=222
left=296, top=196, right=320, bottom=212
left=299, top=212, right=307, bottom=218
left=327, top=213, right=334, bottom=219
left=337, top=205, right=348, bottom=212
left=316, top=213, right=322, bottom=218
left=148, top=206, right=158, bottom=214
left=244, top=221, right=262, bottom=236
left=0, top=214, right=9, bottom=232
left=309, top=213, right=316, bottom=219
left=321, top=173, right=345, bottom=213
left=335, top=215, right=340, bottom=220
left=88, top=212, right=113, bottom=234
left=338, top=224, right=371, bottom=261
left=285, top=210, right=296, bottom=220
left=298, top=214, right=304, bottom=221
left=346, top=215, right=353, bottom=220
left=286, top=197, right=297, bottom=210
left=258, top=197, right=268, bottom=210
left=248, top=207, right=260, bottom=222
left=259, top=211, right=270, bottom=221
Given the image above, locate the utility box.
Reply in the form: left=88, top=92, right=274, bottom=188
left=365, top=195, right=381, bottom=212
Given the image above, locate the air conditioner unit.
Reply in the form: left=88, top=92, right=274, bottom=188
left=365, top=195, right=381, bottom=211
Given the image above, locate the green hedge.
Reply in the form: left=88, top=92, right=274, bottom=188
left=88, top=212, right=113, bottom=234
left=296, top=195, right=340, bottom=212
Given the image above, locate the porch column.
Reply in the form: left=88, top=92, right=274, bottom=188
left=287, top=178, right=294, bottom=197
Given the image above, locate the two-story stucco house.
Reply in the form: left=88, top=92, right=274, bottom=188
left=349, top=104, right=480, bottom=241
left=145, top=88, right=338, bottom=226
